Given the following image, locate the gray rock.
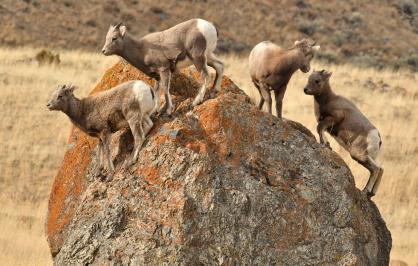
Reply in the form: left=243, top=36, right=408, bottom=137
left=48, top=62, right=391, bottom=265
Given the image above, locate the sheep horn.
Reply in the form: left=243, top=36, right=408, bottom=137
left=114, top=22, right=123, bottom=28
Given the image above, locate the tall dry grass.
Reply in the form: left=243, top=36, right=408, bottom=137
left=0, top=49, right=416, bottom=265
left=0, top=47, right=116, bottom=265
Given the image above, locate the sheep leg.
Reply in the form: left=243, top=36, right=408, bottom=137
left=102, top=133, right=115, bottom=175
left=259, top=84, right=272, bottom=114
left=143, top=115, right=154, bottom=135
left=159, top=70, right=173, bottom=116
left=192, top=56, right=210, bottom=107
left=153, top=80, right=161, bottom=116
left=371, top=167, right=384, bottom=195
left=252, top=80, right=264, bottom=109
left=317, top=117, right=335, bottom=149
left=274, top=88, right=286, bottom=118
left=95, top=140, right=105, bottom=176
left=207, top=53, right=224, bottom=95
left=353, top=155, right=381, bottom=197
left=128, top=116, right=145, bottom=165
left=361, top=157, right=381, bottom=197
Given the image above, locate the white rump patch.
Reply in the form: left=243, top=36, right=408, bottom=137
left=250, top=41, right=275, bottom=60
left=132, top=81, right=154, bottom=113
left=367, top=129, right=381, bottom=160
left=196, top=19, right=217, bottom=54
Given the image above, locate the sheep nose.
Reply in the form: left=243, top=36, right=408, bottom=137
left=101, top=49, right=106, bottom=54
left=304, top=88, right=308, bottom=94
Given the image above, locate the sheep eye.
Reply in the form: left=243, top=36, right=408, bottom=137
left=58, top=95, right=63, bottom=99
left=112, top=37, right=117, bottom=41
left=315, top=80, right=320, bottom=84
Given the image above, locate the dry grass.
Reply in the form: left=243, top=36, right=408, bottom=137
left=0, top=47, right=116, bottom=265
left=0, top=49, right=416, bottom=265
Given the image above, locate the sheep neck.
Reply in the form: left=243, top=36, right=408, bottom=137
left=63, top=96, right=86, bottom=129
left=314, top=83, right=336, bottom=105
left=119, top=35, right=146, bottom=68
left=281, top=49, right=305, bottom=74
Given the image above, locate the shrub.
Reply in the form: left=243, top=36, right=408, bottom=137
left=297, top=20, right=316, bottom=36
left=316, top=51, right=339, bottom=64
left=397, top=0, right=417, bottom=16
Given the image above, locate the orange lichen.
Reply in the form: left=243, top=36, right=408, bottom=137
left=46, top=62, right=157, bottom=254
left=46, top=61, right=243, bottom=255
left=138, top=166, right=161, bottom=185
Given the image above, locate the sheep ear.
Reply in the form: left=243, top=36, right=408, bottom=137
left=294, top=40, right=301, bottom=46
left=119, top=25, right=127, bottom=37
left=324, top=71, right=332, bottom=79
left=312, top=45, right=320, bottom=52
left=65, top=84, right=76, bottom=94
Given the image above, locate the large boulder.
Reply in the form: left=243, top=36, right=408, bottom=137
left=46, top=62, right=391, bottom=265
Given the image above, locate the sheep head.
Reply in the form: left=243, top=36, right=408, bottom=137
left=47, top=84, right=76, bottom=111
left=303, top=70, right=332, bottom=95
left=102, top=23, right=127, bottom=56
left=294, top=39, right=321, bottom=73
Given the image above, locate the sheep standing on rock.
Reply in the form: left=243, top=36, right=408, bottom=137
left=47, top=81, right=157, bottom=176
left=101, top=18, right=224, bottom=116
left=304, top=70, right=383, bottom=197
left=249, top=39, right=320, bottom=118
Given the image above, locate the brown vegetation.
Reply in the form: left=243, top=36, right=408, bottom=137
left=0, top=0, right=418, bottom=70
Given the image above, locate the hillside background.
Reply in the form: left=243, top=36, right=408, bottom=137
left=1, top=0, right=418, bottom=70
left=0, top=0, right=417, bottom=265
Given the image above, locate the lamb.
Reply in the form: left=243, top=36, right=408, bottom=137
left=101, top=18, right=224, bottom=116
left=249, top=39, right=320, bottom=118
left=303, top=70, right=383, bottom=197
left=46, top=81, right=156, bottom=175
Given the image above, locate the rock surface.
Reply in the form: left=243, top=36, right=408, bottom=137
left=46, top=62, right=391, bottom=265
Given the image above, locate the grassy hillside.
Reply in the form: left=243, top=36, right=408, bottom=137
left=0, top=48, right=416, bottom=265
left=1, top=0, right=418, bottom=70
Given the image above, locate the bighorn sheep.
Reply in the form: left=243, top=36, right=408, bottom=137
left=46, top=81, right=156, bottom=175
left=101, top=18, right=224, bottom=116
left=249, top=39, right=320, bottom=118
left=304, top=70, right=383, bottom=197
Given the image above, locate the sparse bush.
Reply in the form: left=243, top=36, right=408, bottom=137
left=349, top=12, right=363, bottom=27
left=297, top=20, right=316, bottom=36
left=35, top=49, right=60, bottom=66
left=397, top=0, right=417, bottom=16
left=331, top=31, right=347, bottom=46
left=295, top=0, right=310, bottom=8
left=394, top=54, right=418, bottom=71
left=316, top=51, right=339, bottom=64
left=150, top=6, right=169, bottom=20
left=216, top=39, right=248, bottom=53
left=351, top=54, right=382, bottom=69
left=86, top=19, right=96, bottom=27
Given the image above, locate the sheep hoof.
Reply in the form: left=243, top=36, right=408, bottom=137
left=160, top=112, right=173, bottom=119
left=362, top=188, right=375, bottom=198
left=322, top=142, right=332, bottom=150
left=192, top=99, right=202, bottom=107
left=94, top=166, right=105, bottom=178
left=128, top=157, right=137, bottom=167
left=209, top=89, right=218, bottom=99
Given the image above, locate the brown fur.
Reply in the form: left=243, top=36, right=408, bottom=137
left=304, top=70, right=384, bottom=197
left=47, top=82, right=156, bottom=176
left=249, top=39, right=320, bottom=117
left=102, top=18, right=224, bottom=115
